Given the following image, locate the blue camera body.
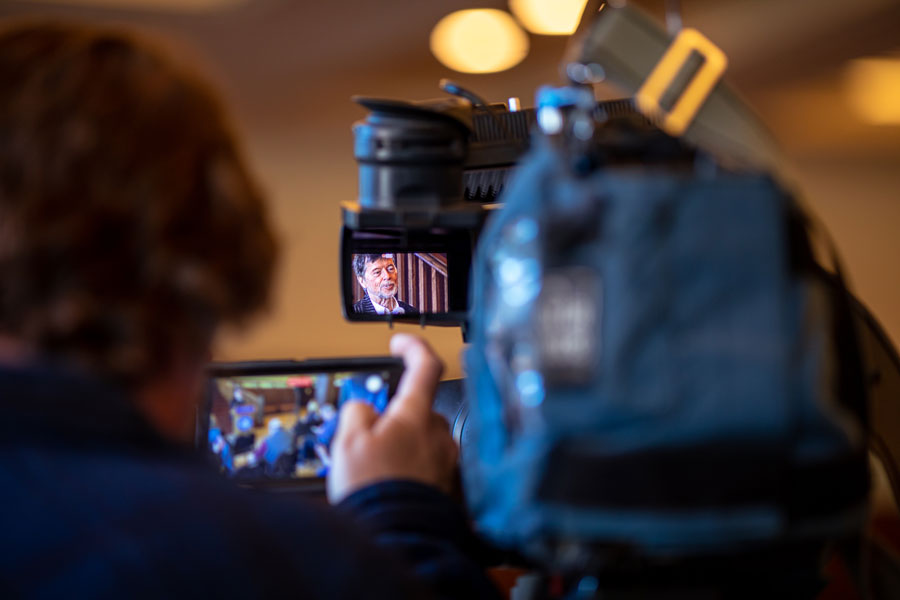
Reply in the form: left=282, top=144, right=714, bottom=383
left=464, top=139, right=869, bottom=567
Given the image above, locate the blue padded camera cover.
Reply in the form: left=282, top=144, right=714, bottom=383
left=464, top=140, right=868, bottom=563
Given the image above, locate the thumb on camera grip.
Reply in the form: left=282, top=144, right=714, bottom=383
left=386, top=334, right=444, bottom=423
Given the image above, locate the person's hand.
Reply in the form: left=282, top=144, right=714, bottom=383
left=327, top=334, right=459, bottom=503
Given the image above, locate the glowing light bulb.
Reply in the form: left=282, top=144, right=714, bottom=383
left=509, top=0, right=590, bottom=35
left=430, top=9, right=529, bottom=74
left=845, top=57, right=900, bottom=125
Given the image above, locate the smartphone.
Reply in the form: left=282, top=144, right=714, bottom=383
left=198, top=356, right=404, bottom=491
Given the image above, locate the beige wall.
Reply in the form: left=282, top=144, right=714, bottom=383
left=796, top=158, right=900, bottom=342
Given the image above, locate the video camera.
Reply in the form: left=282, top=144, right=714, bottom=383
left=336, top=0, right=900, bottom=585
left=196, top=1, right=900, bottom=591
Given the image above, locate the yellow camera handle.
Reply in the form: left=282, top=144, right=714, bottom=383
left=635, top=28, right=727, bottom=137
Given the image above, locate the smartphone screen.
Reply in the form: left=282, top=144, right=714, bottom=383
left=201, top=358, right=403, bottom=487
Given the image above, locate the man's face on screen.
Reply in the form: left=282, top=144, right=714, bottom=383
left=359, top=257, right=398, bottom=301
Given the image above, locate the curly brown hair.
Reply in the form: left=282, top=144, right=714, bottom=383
left=0, top=22, right=279, bottom=387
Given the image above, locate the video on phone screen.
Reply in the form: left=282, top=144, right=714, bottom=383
left=206, top=371, right=391, bottom=480
left=351, top=252, right=448, bottom=315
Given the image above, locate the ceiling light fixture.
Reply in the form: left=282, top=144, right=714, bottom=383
left=844, top=56, right=900, bottom=126
left=508, top=0, right=589, bottom=35
left=430, top=9, right=529, bottom=74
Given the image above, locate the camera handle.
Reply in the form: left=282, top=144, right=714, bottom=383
left=564, top=2, right=788, bottom=182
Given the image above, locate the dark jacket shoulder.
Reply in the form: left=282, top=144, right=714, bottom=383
left=0, top=364, right=497, bottom=600
left=353, top=296, right=375, bottom=313
left=398, top=300, right=419, bottom=315
left=352, top=296, right=419, bottom=315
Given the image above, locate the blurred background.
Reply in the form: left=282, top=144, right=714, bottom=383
left=2, top=0, right=899, bottom=379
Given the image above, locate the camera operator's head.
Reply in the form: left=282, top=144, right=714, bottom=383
left=0, top=22, right=278, bottom=437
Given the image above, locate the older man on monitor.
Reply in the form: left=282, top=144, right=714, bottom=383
left=352, top=254, right=419, bottom=315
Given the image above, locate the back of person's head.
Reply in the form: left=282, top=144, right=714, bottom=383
left=0, top=21, right=278, bottom=389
